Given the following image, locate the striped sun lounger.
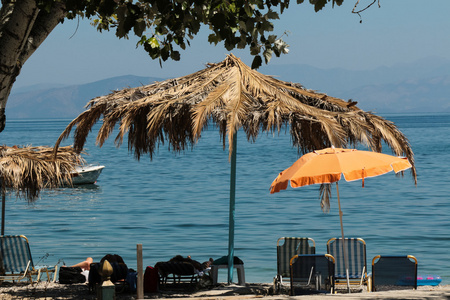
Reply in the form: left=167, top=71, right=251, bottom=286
left=0, top=235, right=57, bottom=284
left=327, top=237, right=368, bottom=288
left=274, top=237, right=315, bottom=293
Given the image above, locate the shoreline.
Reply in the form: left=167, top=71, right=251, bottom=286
left=1, top=282, right=449, bottom=299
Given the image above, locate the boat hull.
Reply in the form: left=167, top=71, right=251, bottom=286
left=70, top=165, right=105, bottom=185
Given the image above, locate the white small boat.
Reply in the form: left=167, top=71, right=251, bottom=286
left=70, top=164, right=105, bottom=185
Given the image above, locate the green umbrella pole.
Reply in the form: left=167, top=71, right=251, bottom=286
left=227, top=133, right=237, bottom=284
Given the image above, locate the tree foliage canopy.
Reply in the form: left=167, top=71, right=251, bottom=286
left=39, top=0, right=352, bottom=69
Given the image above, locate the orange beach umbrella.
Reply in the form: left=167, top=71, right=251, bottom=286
left=270, top=147, right=412, bottom=193
left=269, top=147, right=413, bottom=291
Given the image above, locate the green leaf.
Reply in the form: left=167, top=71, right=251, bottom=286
left=237, top=35, right=247, bottom=49
left=144, top=44, right=160, bottom=60
left=313, top=0, right=328, bottom=12
left=267, top=35, right=277, bottom=43
left=149, top=37, right=160, bottom=48
left=266, top=11, right=279, bottom=20
left=246, top=19, right=255, bottom=32
left=171, top=51, right=181, bottom=61
left=161, top=46, right=170, bottom=61
left=137, top=35, right=147, bottom=46
left=239, top=21, right=247, bottom=32
left=134, top=19, right=146, bottom=37
left=250, top=44, right=261, bottom=55
left=260, top=20, right=274, bottom=32
left=228, top=2, right=237, bottom=13
left=251, top=55, right=263, bottom=69
left=244, top=3, right=254, bottom=17
left=224, top=37, right=236, bottom=51
left=208, top=34, right=220, bottom=45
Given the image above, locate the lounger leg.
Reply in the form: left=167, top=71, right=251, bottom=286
left=273, top=276, right=278, bottom=294
left=36, top=269, right=42, bottom=283
left=53, top=266, right=58, bottom=283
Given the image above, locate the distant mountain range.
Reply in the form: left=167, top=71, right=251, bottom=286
left=259, top=56, right=450, bottom=114
left=8, top=75, right=162, bottom=119
left=8, top=56, right=450, bottom=119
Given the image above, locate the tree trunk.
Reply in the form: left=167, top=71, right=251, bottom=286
left=0, top=0, right=66, bottom=132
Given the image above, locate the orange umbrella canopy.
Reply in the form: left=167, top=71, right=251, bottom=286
left=270, top=147, right=412, bottom=194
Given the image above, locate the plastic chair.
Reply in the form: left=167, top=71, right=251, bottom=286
left=371, top=255, right=418, bottom=291
left=326, top=237, right=368, bottom=289
left=289, top=254, right=335, bottom=295
left=0, top=235, right=57, bottom=284
left=274, top=237, right=315, bottom=293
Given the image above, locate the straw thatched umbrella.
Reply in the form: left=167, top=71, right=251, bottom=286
left=0, top=145, right=84, bottom=234
left=54, top=54, right=416, bottom=283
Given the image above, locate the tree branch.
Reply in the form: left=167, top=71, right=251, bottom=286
left=352, top=0, right=380, bottom=23
left=18, top=2, right=66, bottom=66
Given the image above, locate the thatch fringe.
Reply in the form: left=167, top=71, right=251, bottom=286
left=53, top=54, right=416, bottom=184
left=1, top=145, right=83, bottom=201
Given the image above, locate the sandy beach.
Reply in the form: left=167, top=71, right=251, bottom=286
left=1, top=281, right=449, bottom=299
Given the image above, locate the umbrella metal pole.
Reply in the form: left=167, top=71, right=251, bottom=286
left=336, top=182, right=351, bottom=292
left=227, top=133, right=237, bottom=284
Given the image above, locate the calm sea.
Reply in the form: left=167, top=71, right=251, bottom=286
left=1, top=113, right=449, bottom=284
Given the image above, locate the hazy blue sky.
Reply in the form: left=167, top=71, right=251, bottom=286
left=13, top=0, right=450, bottom=89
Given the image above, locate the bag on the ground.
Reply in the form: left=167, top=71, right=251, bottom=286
left=59, top=266, right=86, bottom=284
left=126, top=270, right=137, bottom=292
left=144, top=266, right=159, bottom=293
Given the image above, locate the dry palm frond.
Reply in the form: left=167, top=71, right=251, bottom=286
left=1, top=145, right=83, bottom=201
left=319, top=183, right=332, bottom=213
left=53, top=53, right=416, bottom=184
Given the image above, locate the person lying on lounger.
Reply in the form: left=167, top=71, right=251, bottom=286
left=69, top=257, right=93, bottom=281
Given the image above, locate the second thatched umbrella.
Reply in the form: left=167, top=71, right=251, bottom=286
left=54, top=54, right=416, bottom=283
left=0, top=145, right=84, bottom=234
